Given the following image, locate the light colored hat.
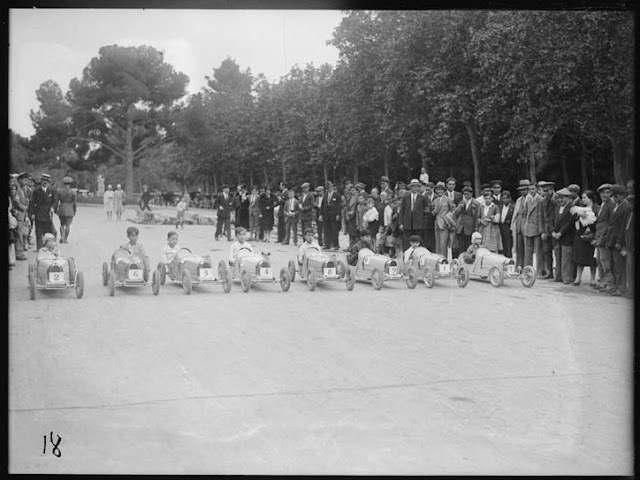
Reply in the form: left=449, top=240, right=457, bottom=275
left=409, top=178, right=421, bottom=187
left=117, top=184, right=122, bottom=188
left=40, top=173, right=52, bottom=182
left=107, top=184, right=113, bottom=189
left=301, top=182, right=310, bottom=188
left=597, top=183, right=613, bottom=192
left=356, top=182, right=366, bottom=189
left=63, top=176, right=73, bottom=184
left=517, top=179, right=531, bottom=190
left=556, top=188, right=571, bottom=196
left=471, top=232, right=482, bottom=241
left=43, top=233, right=56, bottom=242
left=434, top=181, right=446, bottom=191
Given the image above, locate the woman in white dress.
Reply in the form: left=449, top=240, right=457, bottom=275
left=103, top=184, right=115, bottom=221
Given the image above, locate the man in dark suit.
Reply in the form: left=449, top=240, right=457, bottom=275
left=453, top=186, right=479, bottom=256
left=323, top=181, right=342, bottom=251
left=538, top=181, right=556, bottom=279
left=421, top=181, right=436, bottom=251
left=214, top=184, right=235, bottom=241
left=592, top=183, right=614, bottom=290
left=28, top=173, right=56, bottom=250
left=276, top=183, right=287, bottom=243
left=498, top=190, right=515, bottom=258
left=551, top=188, right=576, bottom=284
left=399, top=179, right=428, bottom=247
left=490, top=180, right=503, bottom=204
left=604, top=184, right=630, bottom=296
left=445, top=177, right=463, bottom=206
left=299, top=182, right=316, bottom=233
left=314, top=186, right=325, bottom=246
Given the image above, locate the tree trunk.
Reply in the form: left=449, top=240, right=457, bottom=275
left=213, top=172, right=218, bottom=193
left=528, top=151, right=537, bottom=185
left=463, top=120, right=482, bottom=197
left=249, top=170, right=254, bottom=189
left=353, top=162, right=358, bottom=184
left=125, top=114, right=134, bottom=198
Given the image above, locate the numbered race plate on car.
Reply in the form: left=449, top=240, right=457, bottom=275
left=199, top=268, right=215, bottom=280
left=324, top=267, right=336, bottom=277
left=48, top=271, right=65, bottom=284
left=388, top=266, right=398, bottom=275
left=128, top=269, right=143, bottom=280
left=439, top=263, right=451, bottom=274
left=506, top=264, right=515, bottom=274
left=260, top=267, right=272, bottom=277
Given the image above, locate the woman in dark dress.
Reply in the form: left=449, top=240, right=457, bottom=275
left=259, top=186, right=276, bottom=242
left=571, top=190, right=599, bottom=286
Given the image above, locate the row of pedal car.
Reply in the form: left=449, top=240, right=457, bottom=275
left=27, top=244, right=537, bottom=300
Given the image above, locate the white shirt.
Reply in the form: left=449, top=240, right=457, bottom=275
left=229, top=241, right=253, bottom=262
left=404, top=246, right=415, bottom=263
left=420, top=172, right=429, bottom=184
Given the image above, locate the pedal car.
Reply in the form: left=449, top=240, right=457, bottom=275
left=456, top=248, right=536, bottom=288
left=287, top=246, right=355, bottom=291
left=156, top=248, right=231, bottom=294
left=352, top=248, right=404, bottom=290
left=229, top=248, right=291, bottom=292
left=102, top=248, right=160, bottom=296
left=403, top=247, right=467, bottom=288
left=28, top=254, right=84, bottom=300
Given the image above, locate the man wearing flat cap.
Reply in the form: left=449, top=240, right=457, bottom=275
left=550, top=188, right=576, bottom=283
left=510, top=179, right=530, bottom=267
left=214, top=184, right=234, bottom=241
left=592, top=183, right=615, bottom=290
left=323, top=181, right=342, bottom=251
left=29, top=173, right=57, bottom=250
left=400, top=179, right=428, bottom=248
left=432, top=181, right=456, bottom=257
left=379, top=176, right=394, bottom=198
left=604, top=184, right=630, bottom=296
left=299, top=182, right=316, bottom=233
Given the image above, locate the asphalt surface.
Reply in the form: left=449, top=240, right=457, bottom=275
left=9, top=204, right=633, bottom=474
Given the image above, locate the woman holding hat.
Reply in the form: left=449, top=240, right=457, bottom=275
left=53, top=176, right=77, bottom=243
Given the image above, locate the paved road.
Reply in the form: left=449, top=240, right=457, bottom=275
left=9, top=204, right=633, bottom=474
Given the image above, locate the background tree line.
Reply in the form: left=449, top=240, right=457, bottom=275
left=11, top=10, right=634, bottom=198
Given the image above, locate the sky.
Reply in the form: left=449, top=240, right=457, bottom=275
left=9, top=8, right=345, bottom=138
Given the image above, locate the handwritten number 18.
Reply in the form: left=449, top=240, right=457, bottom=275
left=43, top=432, right=62, bottom=457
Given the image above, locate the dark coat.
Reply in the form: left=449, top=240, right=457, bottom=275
left=399, top=192, right=428, bottom=230
left=454, top=198, right=479, bottom=235
left=29, top=185, right=56, bottom=222
left=214, top=192, right=235, bottom=220
left=605, top=199, right=630, bottom=249
left=323, top=190, right=342, bottom=220
left=553, top=204, right=576, bottom=246
left=299, top=191, right=316, bottom=221
left=594, top=199, right=615, bottom=247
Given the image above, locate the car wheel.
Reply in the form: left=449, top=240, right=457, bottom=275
left=218, top=260, right=228, bottom=282
left=345, top=268, right=355, bottom=291
left=336, top=260, right=347, bottom=278
left=182, top=269, right=192, bottom=295
left=307, top=269, right=317, bottom=291
left=371, top=268, right=383, bottom=290
left=424, top=270, right=435, bottom=289
left=280, top=267, right=291, bottom=292
left=521, top=265, right=536, bottom=288
left=102, top=261, right=109, bottom=286
left=28, top=264, right=36, bottom=300
left=287, top=260, right=296, bottom=282
left=157, top=261, right=166, bottom=285
left=240, top=269, right=251, bottom=293
left=450, top=259, right=459, bottom=271
left=75, top=271, right=84, bottom=299
left=406, top=266, right=418, bottom=289
left=456, top=265, right=469, bottom=288
left=152, top=269, right=160, bottom=296
left=108, top=269, right=115, bottom=296
left=222, top=277, right=232, bottom=293
left=489, top=266, right=504, bottom=287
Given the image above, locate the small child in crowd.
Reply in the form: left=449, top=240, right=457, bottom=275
left=297, top=228, right=321, bottom=265
left=229, top=227, right=253, bottom=265
left=462, top=231, right=483, bottom=264
left=161, top=231, right=180, bottom=266
left=121, top=226, right=150, bottom=280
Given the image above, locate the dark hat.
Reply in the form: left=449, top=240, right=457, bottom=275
left=424, top=181, right=434, bottom=188
left=359, top=228, right=371, bottom=237
left=566, top=184, right=581, bottom=193
left=462, top=180, right=472, bottom=187
left=482, top=188, right=493, bottom=196
left=343, top=178, right=353, bottom=185
left=408, top=235, right=422, bottom=244
left=379, top=176, right=390, bottom=183
left=597, top=183, right=613, bottom=192
left=480, top=183, right=490, bottom=191
left=326, top=181, right=334, bottom=188
left=611, top=184, right=626, bottom=196
left=356, top=182, right=366, bottom=189
left=40, top=173, right=52, bottom=182
left=556, top=188, right=571, bottom=196
left=446, top=177, right=456, bottom=183
left=490, top=179, right=503, bottom=187
left=434, top=181, right=446, bottom=191
left=396, top=181, right=406, bottom=188
left=462, top=186, right=473, bottom=193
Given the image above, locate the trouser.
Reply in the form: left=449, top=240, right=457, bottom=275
left=626, top=249, right=634, bottom=295
left=597, top=246, right=615, bottom=287
left=324, top=219, right=335, bottom=249
left=514, top=231, right=525, bottom=269
left=541, top=236, right=553, bottom=276
left=140, top=200, right=151, bottom=211
left=215, top=217, right=231, bottom=240
left=612, top=249, right=627, bottom=293
left=524, top=235, right=543, bottom=276
left=499, top=223, right=513, bottom=258
left=317, top=220, right=324, bottom=245
left=284, top=217, right=298, bottom=244
left=423, top=225, right=436, bottom=252
left=435, top=227, right=449, bottom=257
left=35, top=220, right=55, bottom=250
left=300, top=218, right=312, bottom=233
left=457, top=233, right=471, bottom=257
left=249, top=213, right=260, bottom=233
left=561, top=245, right=573, bottom=283
left=277, top=216, right=286, bottom=242
left=403, top=229, right=424, bottom=249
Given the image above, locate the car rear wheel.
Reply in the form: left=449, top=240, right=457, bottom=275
left=336, top=260, right=347, bottom=278
left=345, top=268, right=355, bottom=291
left=102, top=261, right=109, bottom=286
left=240, top=269, right=251, bottom=292
left=406, top=266, right=418, bottom=289
left=108, top=269, right=115, bottom=296
left=371, top=268, right=383, bottom=290
left=152, top=269, right=160, bottom=295
left=287, top=260, right=297, bottom=282
left=424, top=270, right=435, bottom=288
left=521, top=265, right=536, bottom=288
left=456, top=265, right=469, bottom=288
left=218, top=260, right=228, bottom=282
left=307, top=269, right=317, bottom=291
left=28, top=264, right=36, bottom=300
left=157, top=261, right=166, bottom=285
left=222, top=277, right=232, bottom=293
left=489, top=266, right=504, bottom=287
left=279, top=267, right=291, bottom=292
left=182, top=270, right=192, bottom=295
left=75, top=271, right=84, bottom=299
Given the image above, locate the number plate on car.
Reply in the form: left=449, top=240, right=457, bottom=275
left=324, top=267, right=336, bottom=277
left=128, top=269, right=143, bottom=280
left=439, top=264, right=450, bottom=274
left=507, top=265, right=515, bottom=274
left=389, top=266, right=398, bottom=275
left=48, top=272, right=64, bottom=283
left=260, top=267, right=272, bottom=277
left=200, top=268, right=214, bottom=279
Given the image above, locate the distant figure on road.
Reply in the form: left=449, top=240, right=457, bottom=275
left=103, top=184, right=115, bottom=221
left=114, top=184, right=125, bottom=221
left=139, top=184, right=152, bottom=212
left=53, top=176, right=77, bottom=243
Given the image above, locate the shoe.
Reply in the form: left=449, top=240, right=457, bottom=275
left=553, top=278, right=563, bottom=283
left=572, top=281, right=581, bottom=286
left=589, top=281, right=596, bottom=287
left=16, top=255, right=27, bottom=261
left=608, top=290, right=622, bottom=296
left=283, top=242, right=289, bottom=245
left=563, top=281, right=571, bottom=285
left=601, top=287, right=615, bottom=294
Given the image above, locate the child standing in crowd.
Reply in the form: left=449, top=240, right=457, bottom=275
left=462, top=232, right=483, bottom=264
left=176, top=195, right=188, bottom=229
left=229, top=227, right=253, bottom=265
left=121, top=226, right=150, bottom=281
left=161, top=231, right=180, bottom=266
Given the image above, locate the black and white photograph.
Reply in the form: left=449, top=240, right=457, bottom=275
left=7, top=5, right=634, bottom=475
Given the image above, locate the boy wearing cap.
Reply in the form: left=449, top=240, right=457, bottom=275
left=551, top=189, right=576, bottom=284
left=592, top=184, right=615, bottom=290
left=346, top=229, right=374, bottom=266
left=29, top=173, right=57, bottom=250
left=38, top=231, right=76, bottom=280
left=403, top=234, right=423, bottom=264
left=299, top=182, right=316, bottom=233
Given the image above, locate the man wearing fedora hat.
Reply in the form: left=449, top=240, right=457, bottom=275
left=379, top=176, right=393, bottom=198
left=29, top=173, right=57, bottom=250
left=399, top=179, right=428, bottom=248
left=214, top=184, right=235, bottom=241
left=510, top=179, right=530, bottom=267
